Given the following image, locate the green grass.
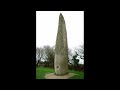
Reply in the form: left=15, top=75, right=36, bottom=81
left=36, top=67, right=84, bottom=79
left=68, top=69, right=84, bottom=79
left=36, top=67, right=54, bottom=79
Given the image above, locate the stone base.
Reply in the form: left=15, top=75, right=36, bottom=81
left=54, top=72, right=69, bottom=76
left=45, top=73, right=76, bottom=79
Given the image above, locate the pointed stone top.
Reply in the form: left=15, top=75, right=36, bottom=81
left=59, top=13, right=65, bottom=23
left=60, top=13, right=62, bottom=15
left=59, top=13, right=63, bottom=18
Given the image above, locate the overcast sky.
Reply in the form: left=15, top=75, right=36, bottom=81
left=36, top=11, right=84, bottom=50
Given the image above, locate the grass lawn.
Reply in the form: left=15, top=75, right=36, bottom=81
left=36, top=67, right=84, bottom=79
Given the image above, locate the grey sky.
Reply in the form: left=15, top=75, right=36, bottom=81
left=36, top=11, right=84, bottom=50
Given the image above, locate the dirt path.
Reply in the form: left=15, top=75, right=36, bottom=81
left=45, top=73, right=76, bottom=79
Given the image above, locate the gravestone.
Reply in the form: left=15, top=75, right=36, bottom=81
left=54, top=13, right=68, bottom=75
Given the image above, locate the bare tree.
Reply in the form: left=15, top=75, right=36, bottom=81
left=43, top=45, right=55, bottom=67
left=75, top=45, right=84, bottom=60
left=36, top=47, right=44, bottom=65
left=68, top=48, right=73, bottom=65
left=36, top=47, right=39, bottom=63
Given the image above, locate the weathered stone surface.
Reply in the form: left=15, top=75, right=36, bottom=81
left=54, top=13, right=68, bottom=75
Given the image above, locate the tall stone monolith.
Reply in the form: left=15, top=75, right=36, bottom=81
left=54, top=13, right=68, bottom=75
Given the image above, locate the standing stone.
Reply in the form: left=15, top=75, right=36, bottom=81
left=54, top=13, right=68, bottom=75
